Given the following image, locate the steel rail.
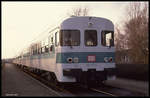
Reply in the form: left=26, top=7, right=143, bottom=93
left=90, top=88, right=118, bottom=97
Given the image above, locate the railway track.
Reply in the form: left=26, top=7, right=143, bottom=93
left=61, top=83, right=119, bottom=96
left=14, top=64, right=134, bottom=96
left=90, top=88, right=117, bottom=96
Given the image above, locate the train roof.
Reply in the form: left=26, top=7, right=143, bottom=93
left=60, top=16, right=114, bottom=30
left=68, top=16, right=113, bottom=22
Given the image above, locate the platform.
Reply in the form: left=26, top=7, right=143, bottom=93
left=2, top=63, right=62, bottom=96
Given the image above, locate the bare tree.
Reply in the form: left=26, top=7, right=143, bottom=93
left=115, top=2, right=149, bottom=64
left=115, top=24, right=129, bottom=64
left=67, top=7, right=89, bottom=17
left=115, top=25, right=127, bottom=51
left=126, top=2, right=148, bottom=64
left=82, top=7, right=89, bottom=16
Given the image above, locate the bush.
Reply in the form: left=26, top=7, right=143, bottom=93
left=116, top=64, right=149, bottom=81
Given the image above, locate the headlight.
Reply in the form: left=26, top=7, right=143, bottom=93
left=104, top=57, right=108, bottom=62
left=109, top=57, right=113, bottom=62
left=67, top=57, right=72, bottom=63
left=73, top=57, right=79, bottom=63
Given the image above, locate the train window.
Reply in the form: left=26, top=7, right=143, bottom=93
left=45, top=45, right=49, bottom=53
left=101, top=31, right=114, bottom=47
left=85, top=30, right=97, bottom=46
left=34, top=49, right=37, bottom=55
left=42, top=47, right=45, bottom=53
left=40, top=48, right=42, bottom=53
left=38, top=48, right=40, bottom=54
left=55, top=32, right=59, bottom=46
left=51, top=37, right=53, bottom=44
left=60, top=30, right=80, bottom=46
left=50, top=45, right=54, bottom=52
left=33, top=50, right=35, bottom=55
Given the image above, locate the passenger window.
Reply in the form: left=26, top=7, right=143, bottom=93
left=40, top=48, right=42, bottom=53
left=51, top=37, right=53, bottom=44
left=38, top=48, right=40, bottom=54
left=85, top=30, right=97, bottom=46
left=50, top=45, right=54, bottom=52
left=55, top=32, right=59, bottom=46
left=42, top=47, right=45, bottom=53
left=45, top=45, right=49, bottom=53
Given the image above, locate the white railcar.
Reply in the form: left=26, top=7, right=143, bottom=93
left=13, top=16, right=116, bottom=85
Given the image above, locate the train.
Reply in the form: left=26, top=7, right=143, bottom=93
left=13, top=16, right=116, bottom=86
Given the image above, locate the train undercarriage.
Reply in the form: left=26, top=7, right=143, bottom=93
left=63, top=68, right=116, bottom=86
left=15, top=63, right=116, bottom=87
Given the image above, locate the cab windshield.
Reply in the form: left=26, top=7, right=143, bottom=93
left=60, top=30, right=80, bottom=46
left=85, top=30, right=97, bottom=46
left=101, top=31, right=114, bottom=46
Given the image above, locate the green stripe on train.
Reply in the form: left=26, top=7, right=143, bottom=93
left=56, top=52, right=115, bottom=63
left=21, top=52, right=115, bottom=63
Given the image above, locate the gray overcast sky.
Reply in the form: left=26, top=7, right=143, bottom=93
left=2, top=1, right=140, bottom=59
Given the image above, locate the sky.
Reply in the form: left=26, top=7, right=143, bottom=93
left=2, top=1, right=144, bottom=59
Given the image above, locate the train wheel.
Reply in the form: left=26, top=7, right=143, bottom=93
left=36, top=69, right=41, bottom=75
left=98, top=81, right=105, bottom=87
left=86, top=81, right=96, bottom=88
left=46, top=72, right=53, bottom=82
left=53, top=76, right=59, bottom=85
left=52, top=74, right=61, bottom=86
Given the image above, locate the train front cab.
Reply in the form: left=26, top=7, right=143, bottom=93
left=55, top=17, right=116, bottom=85
left=57, top=29, right=116, bottom=85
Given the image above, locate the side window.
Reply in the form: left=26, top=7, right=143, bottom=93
left=48, top=36, right=51, bottom=45
left=50, top=45, right=54, bottom=52
left=51, top=37, right=53, bottom=44
left=101, top=31, right=114, bottom=46
left=55, top=31, right=60, bottom=46
left=45, top=45, right=49, bottom=53
left=85, top=30, right=97, bottom=46
left=38, top=48, right=41, bottom=54
left=55, top=32, right=57, bottom=46
left=42, top=47, right=45, bottom=53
